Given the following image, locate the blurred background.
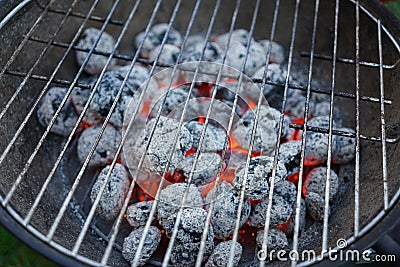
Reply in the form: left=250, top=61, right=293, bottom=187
left=0, top=1, right=399, bottom=267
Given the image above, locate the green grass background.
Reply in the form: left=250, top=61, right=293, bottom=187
left=0, top=2, right=399, bottom=267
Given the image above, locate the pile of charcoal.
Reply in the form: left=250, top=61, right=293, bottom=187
left=36, top=24, right=356, bottom=266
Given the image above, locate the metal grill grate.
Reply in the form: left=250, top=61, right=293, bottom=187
left=0, top=0, right=399, bottom=266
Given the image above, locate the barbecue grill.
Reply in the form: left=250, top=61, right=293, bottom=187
left=0, top=0, right=400, bottom=266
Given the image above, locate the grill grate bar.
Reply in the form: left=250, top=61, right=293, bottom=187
left=17, top=0, right=120, bottom=224
left=377, top=19, right=389, bottom=210
left=1, top=0, right=106, bottom=207
left=45, top=8, right=124, bottom=25
left=4, top=70, right=92, bottom=89
left=289, top=123, right=399, bottom=144
left=70, top=0, right=143, bottom=256
left=291, top=0, right=319, bottom=265
left=322, top=0, right=339, bottom=252
left=24, top=36, right=394, bottom=106
left=15, top=35, right=394, bottom=106
left=300, top=51, right=399, bottom=69
left=354, top=0, right=361, bottom=237
left=256, top=0, right=287, bottom=265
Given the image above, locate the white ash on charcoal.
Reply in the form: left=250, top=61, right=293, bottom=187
left=185, top=34, right=205, bottom=48
left=217, top=78, right=263, bottom=108
left=116, top=64, right=150, bottom=84
left=285, top=89, right=316, bottom=120
left=278, top=198, right=306, bottom=236
left=162, top=207, right=214, bottom=266
left=122, top=226, right=161, bottom=266
left=256, top=228, right=289, bottom=253
left=180, top=42, right=223, bottom=83
left=205, top=240, right=242, bottom=267
left=234, top=156, right=287, bottom=201
left=198, top=98, right=242, bottom=130
left=132, top=117, right=193, bottom=173
left=232, top=105, right=292, bottom=154
left=126, top=200, right=155, bottom=228
left=305, top=116, right=337, bottom=164
left=312, top=101, right=330, bottom=117
left=305, top=192, right=329, bottom=222
left=215, top=29, right=253, bottom=49
left=37, top=87, right=78, bottom=136
left=252, top=63, right=288, bottom=110
left=149, top=85, right=199, bottom=118
left=135, top=23, right=182, bottom=58
left=184, top=120, right=226, bottom=151
left=179, top=152, right=221, bottom=186
left=171, top=227, right=215, bottom=266
left=225, top=40, right=267, bottom=76
left=248, top=181, right=296, bottom=227
left=77, top=124, right=121, bottom=168
left=303, top=166, right=339, bottom=201
left=149, top=44, right=181, bottom=86
left=70, top=76, right=101, bottom=125
left=331, top=127, right=356, bottom=164
left=76, top=28, right=117, bottom=75
left=278, top=140, right=302, bottom=175
left=206, top=181, right=251, bottom=239
left=259, top=40, right=285, bottom=64
left=83, top=70, right=142, bottom=127
left=90, top=163, right=130, bottom=221
left=157, top=183, right=203, bottom=225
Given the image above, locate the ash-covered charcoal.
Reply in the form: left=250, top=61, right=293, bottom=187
left=285, top=89, right=315, bottom=120
left=37, top=87, right=78, bottom=136
left=312, top=102, right=330, bottom=117
left=252, top=63, right=287, bottom=110
left=157, top=183, right=203, bottom=224
left=90, top=163, right=130, bottom=221
left=181, top=42, right=223, bottom=83
left=171, top=227, right=215, bottom=266
left=225, top=40, right=266, bottom=76
left=206, top=181, right=251, bottom=239
left=122, top=226, right=161, bottom=266
left=278, top=198, right=306, bottom=236
left=305, top=116, right=336, bottom=164
left=116, top=64, right=150, bottom=84
left=135, top=23, right=182, bottom=58
left=205, top=240, right=242, bottom=267
left=76, top=28, right=117, bottom=75
left=248, top=181, right=296, bottom=227
left=126, top=200, right=155, bottom=228
left=165, top=208, right=215, bottom=266
left=184, top=121, right=226, bottom=151
left=215, top=29, right=253, bottom=48
left=256, top=228, right=289, bottom=252
left=179, top=153, right=221, bottom=186
left=278, top=141, right=302, bottom=175
left=85, top=70, right=142, bottom=125
left=149, top=85, right=198, bottom=118
left=109, top=95, right=140, bottom=128
left=232, top=105, right=291, bottom=154
left=303, top=167, right=339, bottom=201
left=332, top=127, right=356, bottom=164
left=305, top=192, right=329, bottom=221
left=234, top=156, right=287, bottom=200
left=162, top=207, right=210, bottom=241
left=185, top=34, right=205, bottom=48
left=149, top=44, right=181, bottom=86
left=133, top=117, right=193, bottom=173
left=259, top=40, right=285, bottom=64
left=77, top=124, right=121, bottom=168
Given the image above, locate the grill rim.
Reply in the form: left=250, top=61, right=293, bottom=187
left=0, top=0, right=400, bottom=266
